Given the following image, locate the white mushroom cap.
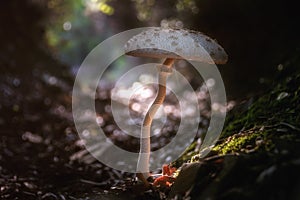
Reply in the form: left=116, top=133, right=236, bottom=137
left=124, top=28, right=228, bottom=64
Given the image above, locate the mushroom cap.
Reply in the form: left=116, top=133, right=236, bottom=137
left=124, top=28, right=228, bottom=64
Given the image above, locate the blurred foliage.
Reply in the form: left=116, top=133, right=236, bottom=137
left=175, top=0, right=198, bottom=13
left=131, top=0, right=155, bottom=21
left=42, top=0, right=300, bottom=98
left=43, top=0, right=202, bottom=66
left=43, top=1, right=123, bottom=66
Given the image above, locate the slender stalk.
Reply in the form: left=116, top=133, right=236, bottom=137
left=137, top=58, right=175, bottom=187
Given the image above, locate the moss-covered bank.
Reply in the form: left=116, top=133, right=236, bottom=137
left=172, top=58, right=300, bottom=199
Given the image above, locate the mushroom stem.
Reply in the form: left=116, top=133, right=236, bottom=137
left=137, top=58, right=175, bottom=187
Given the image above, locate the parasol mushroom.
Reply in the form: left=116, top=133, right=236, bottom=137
left=124, top=27, right=228, bottom=187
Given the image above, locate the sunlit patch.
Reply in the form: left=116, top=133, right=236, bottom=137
left=164, top=105, right=174, bottom=114
left=129, top=85, right=166, bottom=121
left=212, top=102, right=220, bottom=111
left=75, top=139, right=86, bottom=147
left=108, top=69, right=224, bottom=150
left=96, top=115, right=104, bottom=125
left=206, top=78, right=215, bottom=88
left=132, top=82, right=142, bottom=89
left=117, top=88, right=132, bottom=100
left=182, top=104, right=196, bottom=116
left=173, top=109, right=181, bottom=118
left=139, top=74, right=155, bottom=83
left=131, top=102, right=141, bottom=112
left=183, top=91, right=195, bottom=100
left=63, top=21, right=72, bottom=31
left=97, top=2, right=114, bottom=15
left=82, top=129, right=90, bottom=138
left=111, top=80, right=155, bottom=106
left=211, top=101, right=235, bottom=114
left=153, top=128, right=161, bottom=135
left=84, top=0, right=114, bottom=15
left=140, top=88, right=153, bottom=99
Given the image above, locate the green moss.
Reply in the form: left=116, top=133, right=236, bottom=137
left=221, top=73, right=300, bottom=139
left=212, top=131, right=267, bottom=155
left=178, top=66, right=300, bottom=162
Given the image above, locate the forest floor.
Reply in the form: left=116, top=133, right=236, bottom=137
left=1, top=61, right=300, bottom=200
